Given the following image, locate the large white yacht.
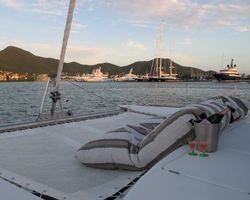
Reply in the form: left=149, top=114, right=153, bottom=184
left=213, top=59, right=241, bottom=82
left=75, top=67, right=110, bottom=82
left=0, top=1, right=249, bottom=200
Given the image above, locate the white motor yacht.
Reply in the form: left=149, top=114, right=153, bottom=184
left=75, top=67, right=110, bottom=82
left=116, top=68, right=138, bottom=82
left=213, top=59, right=241, bottom=82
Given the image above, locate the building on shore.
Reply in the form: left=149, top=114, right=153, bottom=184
left=36, top=74, right=49, bottom=81
left=0, top=71, right=7, bottom=81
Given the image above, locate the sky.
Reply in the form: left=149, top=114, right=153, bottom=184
left=0, top=0, right=250, bottom=74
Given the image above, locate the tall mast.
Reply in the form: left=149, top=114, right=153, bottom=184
left=169, top=42, right=173, bottom=76
left=158, top=22, right=164, bottom=78
left=169, top=59, right=173, bottom=76
left=50, top=0, right=76, bottom=116
left=156, top=39, right=159, bottom=76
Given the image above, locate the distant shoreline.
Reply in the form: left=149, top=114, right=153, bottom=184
left=1, top=79, right=249, bottom=84
left=0, top=80, right=38, bottom=83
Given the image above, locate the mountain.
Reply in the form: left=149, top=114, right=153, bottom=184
left=0, top=46, right=214, bottom=78
left=0, top=46, right=120, bottom=75
left=0, top=46, right=54, bottom=74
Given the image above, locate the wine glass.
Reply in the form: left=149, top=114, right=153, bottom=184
left=199, top=141, right=209, bottom=157
left=188, top=141, right=197, bottom=156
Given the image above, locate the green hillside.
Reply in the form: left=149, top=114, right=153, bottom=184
left=0, top=46, right=54, bottom=73
left=0, top=46, right=214, bottom=79
left=0, top=46, right=120, bottom=75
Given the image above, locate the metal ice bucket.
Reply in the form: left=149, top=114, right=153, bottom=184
left=194, top=122, right=221, bottom=153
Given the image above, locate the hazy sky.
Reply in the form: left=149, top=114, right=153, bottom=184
left=0, top=0, right=250, bottom=73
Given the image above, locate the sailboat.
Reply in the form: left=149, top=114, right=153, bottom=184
left=161, top=58, right=179, bottom=80
left=148, top=58, right=179, bottom=81
left=148, top=23, right=179, bottom=82
left=0, top=1, right=249, bottom=200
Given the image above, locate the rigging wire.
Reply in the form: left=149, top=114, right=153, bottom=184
left=64, top=80, right=148, bottom=107
left=64, top=80, right=118, bottom=106
left=38, top=79, right=150, bottom=120
left=64, top=80, right=119, bottom=106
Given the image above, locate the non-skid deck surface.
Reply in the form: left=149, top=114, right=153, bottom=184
left=124, top=115, right=250, bottom=200
left=0, top=179, right=40, bottom=200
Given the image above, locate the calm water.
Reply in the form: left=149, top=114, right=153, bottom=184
left=0, top=81, right=250, bottom=126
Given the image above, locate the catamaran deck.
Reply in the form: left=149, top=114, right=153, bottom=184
left=1, top=106, right=249, bottom=200
left=0, top=106, right=177, bottom=200
left=124, top=113, right=250, bottom=200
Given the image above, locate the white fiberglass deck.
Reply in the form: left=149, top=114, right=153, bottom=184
left=0, top=107, right=177, bottom=200
left=0, top=179, right=40, bottom=200
left=124, top=114, right=250, bottom=200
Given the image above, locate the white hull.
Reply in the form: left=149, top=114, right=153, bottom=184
left=77, top=77, right=111, bottom=82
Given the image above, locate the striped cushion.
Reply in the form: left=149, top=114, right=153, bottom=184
left=75, top=131, right=138, bottom=169
left=133, top=108, right=200, bottom=169
left=218, top=96, right=247, bottom=121
left=75, top=108, right=199, bottom=170
left=75, top=96, right=248, bottom=170
left=75, top=117, right=164, bottom=170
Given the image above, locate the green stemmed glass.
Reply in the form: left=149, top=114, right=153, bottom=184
left=199, top=141, right=209, bottom=157
left=188, top=141, right=197, bottom=156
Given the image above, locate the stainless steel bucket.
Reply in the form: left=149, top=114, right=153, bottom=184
left=194, top=122, right=221, bottom=153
